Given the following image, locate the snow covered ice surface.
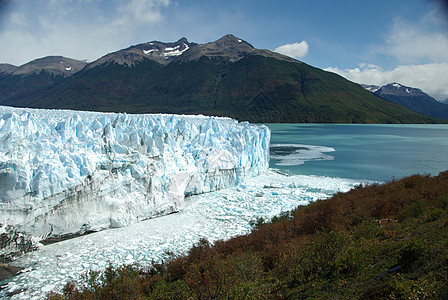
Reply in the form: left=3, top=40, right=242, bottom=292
left=1, top=169, right=366, bottom=299
left=0, top=106, right=269, bottom=240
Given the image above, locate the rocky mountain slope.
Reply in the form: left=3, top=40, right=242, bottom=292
left=0, top=35, right=441, bottom=123
left=84, top=37, right=197, bottom=68
left=0, top=56, right=87, bottom=104
left=362, top=83, right=448, bottom=119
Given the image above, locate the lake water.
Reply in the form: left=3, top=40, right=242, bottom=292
left=268, top=124, right=448, bottom=181
left=2, top=123, right=448, bottom=299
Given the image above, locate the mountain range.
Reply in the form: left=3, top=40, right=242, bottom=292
left=361, top=83, right=448, bottom=119
left=0, top=34, right=443, bottom=123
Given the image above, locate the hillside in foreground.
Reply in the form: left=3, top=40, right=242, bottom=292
left=46, top=170, right=448, bottom=299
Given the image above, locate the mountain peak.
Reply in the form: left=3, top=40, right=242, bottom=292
left=6, top=56, right=87, bottom=77
left=215, top=34, right=253, bottom=47
left=371, top=82, right=448, bottom=118
left=178, top=34, right=255, bottom=62
left=177, top=37, right=189, bottom=44
left=85, top=38, right=197, bottom=68
left=379, top=82, right=426, bottom=97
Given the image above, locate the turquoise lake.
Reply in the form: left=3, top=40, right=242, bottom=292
left=267, top=124, right=448, bottom=182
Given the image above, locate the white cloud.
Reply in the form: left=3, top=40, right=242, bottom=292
left=117, top=0, right=170, bottom=24
left=0, top=0, right=174, bottom=65
left=325, top=63, right=448, bottom=100
left=274, top=41, right=309, bottom=59
left=332, top=10, right=448, bottom=101
left=9, top=12, right=27, bottom=26
left=384, top=20, right=448, bottom=64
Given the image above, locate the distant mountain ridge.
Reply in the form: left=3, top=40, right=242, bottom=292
left=85, top=37, right=197, bottom=68
left=362, top=83, right=448, bottom=119
left=0, top=35, right=443, bottom=123
left=84, top=34, right=297, bottom=68
left=1, top=56, right=87, bottom=77
left=378, top=83, right=431, bottom=98
left=0, top=56, right=88, bottom=104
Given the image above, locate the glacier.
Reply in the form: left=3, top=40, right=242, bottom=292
left=0, top=106, right=270, bottom=244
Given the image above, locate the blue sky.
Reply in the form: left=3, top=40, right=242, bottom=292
left=1, top=0, right=448, bottom=99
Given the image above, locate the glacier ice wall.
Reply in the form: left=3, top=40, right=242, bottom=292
left=0, top=106, right=270, bottom=239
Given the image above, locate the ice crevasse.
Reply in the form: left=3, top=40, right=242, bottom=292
left=0, top=106, right=270, bottom=240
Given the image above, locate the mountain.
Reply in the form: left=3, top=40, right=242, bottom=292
left=372, top=83, right=448, bottom=119
left=0, top=56, right=87, bottom=104
left=5, top=56, right=87, bottom=76
left=0, top=35, right=441, bottom=123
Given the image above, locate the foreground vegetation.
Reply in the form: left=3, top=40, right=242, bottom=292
left=47, top=171, right=448, bottom=299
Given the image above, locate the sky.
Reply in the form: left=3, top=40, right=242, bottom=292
left=1, top=0, right=448, bottom=100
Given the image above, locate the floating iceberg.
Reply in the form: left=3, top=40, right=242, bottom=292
left=0, top=106, right=270, bottom=242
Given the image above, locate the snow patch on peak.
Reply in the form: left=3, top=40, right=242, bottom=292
left=143, top=49, right=156, bottom=55
left=163, top=43, right=190, bottom=57
left=164, top=45, right=180, bottom=51
left=387, top=83, right=419, bottom=95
